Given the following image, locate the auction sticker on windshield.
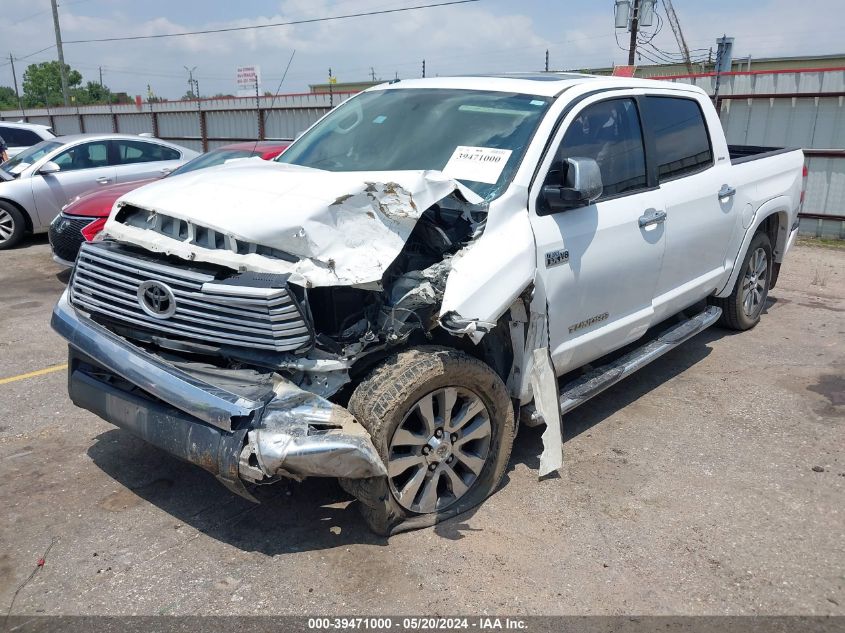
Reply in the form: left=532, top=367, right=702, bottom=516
left=442, top=146, right=512, bottom=184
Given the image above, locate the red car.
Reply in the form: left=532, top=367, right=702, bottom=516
left=48, top=141, right=289, bottom=266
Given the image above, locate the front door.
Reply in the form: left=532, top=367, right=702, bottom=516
left=529, top=95, right=666, bottom=374
left=31, top=140, right=115, bottom=226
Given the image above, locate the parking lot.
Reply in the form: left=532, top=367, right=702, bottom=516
left=0, top=235, right=842, bottom=616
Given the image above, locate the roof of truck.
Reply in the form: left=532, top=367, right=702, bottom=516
left=368, top=72, right=703, bottom=98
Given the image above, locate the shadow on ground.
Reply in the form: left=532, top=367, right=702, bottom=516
left=86, top=312, right=736, bottom=553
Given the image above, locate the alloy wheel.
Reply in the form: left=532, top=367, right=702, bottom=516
left=387, top=386, right=492, bottom=514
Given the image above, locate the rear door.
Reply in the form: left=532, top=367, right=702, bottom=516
left=643, top=94, right=742, bottom=320
left=111, top=139, right=184, bottom=182
left=529, top=95, right=667, bottom=374
left=30, top=140, right=116, bottom=226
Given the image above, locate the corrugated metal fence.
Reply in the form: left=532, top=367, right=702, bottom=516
left=0, top=91, right=356, bottom=153
left=2, top=72, right=843, bottom=237
left=661, top=67, right=845, bottom=238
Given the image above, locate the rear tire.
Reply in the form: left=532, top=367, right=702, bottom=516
left=342, top=346, right=515, bottom=536
left=0, top=201, right=26, bottom=250
left=710, top=231, right=772, bottom=331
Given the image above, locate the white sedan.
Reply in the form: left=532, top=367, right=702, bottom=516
left=0, top=133, right=198, bottom=249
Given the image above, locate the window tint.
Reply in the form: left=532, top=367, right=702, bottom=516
left=169, top=149, right=254, bottom=176
left=643, top=96, right=712, bottom=180
left=0, top=127, right=42, bottom=147
left=113, top=140, right=180, bottom=165
left=53, top=142, right=110, bottom=172
left=552, top=98, right=647, bottom=199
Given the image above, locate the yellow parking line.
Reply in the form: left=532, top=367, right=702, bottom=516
left=0, top=363, right=68, bottom=386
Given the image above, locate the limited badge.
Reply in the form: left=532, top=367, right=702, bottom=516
left=545, top=249, right=569, bottom=268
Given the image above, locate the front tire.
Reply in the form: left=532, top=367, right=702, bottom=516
left=0, top=202, right=26, bottom=250
left=343, top=347, right=515, bottom=535
left=710, top=231, right=772, bottom=331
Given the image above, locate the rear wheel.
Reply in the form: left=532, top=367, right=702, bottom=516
left=710, top=231, right=772, bottom=330
left=342, top=347, right=515, bottom=535
left=0, top=202, right=26, bottom=250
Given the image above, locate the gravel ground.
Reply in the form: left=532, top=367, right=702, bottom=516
left=0, top=235, right=842, bottom=616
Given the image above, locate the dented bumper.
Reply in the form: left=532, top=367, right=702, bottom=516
left=51, top=291, right=385, bottom=495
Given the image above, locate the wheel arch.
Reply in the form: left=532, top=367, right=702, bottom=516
left=0, top=197, right=33, bottom=233
left=715, top=197, right=790, bottom=298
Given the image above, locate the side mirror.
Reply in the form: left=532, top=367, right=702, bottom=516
left=539, top=157, right=603, bottom=215
left=39, top=161, right=61, bottom=175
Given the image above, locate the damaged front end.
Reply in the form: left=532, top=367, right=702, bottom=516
left=52, top=168, right=493, bottom=496
left=53, top=292, right=386, bottom=495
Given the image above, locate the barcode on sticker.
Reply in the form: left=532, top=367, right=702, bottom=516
left=441, top=146, right=513, bottom=184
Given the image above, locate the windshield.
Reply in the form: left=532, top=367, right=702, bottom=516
left=169, top=148, right=257, bottom=177
left=277, top=88, right=550, bottom=200
left=1, top=139, right=63, bottom=175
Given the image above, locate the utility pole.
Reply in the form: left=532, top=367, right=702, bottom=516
left=328, top=67, right=333, bottom=108
left=50, top=0, right=70, bottom=106
left=422, top=59, right=426, bottom=78
left=545, top=49, right=549, bottom=72
left=99, top=66, right=103, bottom=87
left=9, top=53, right=24, bottom=113
left=370, top=67, right=376, bottom=82
left=627, top=0, right=640, bottom=66
left=184, top=66, right=197, bottom=99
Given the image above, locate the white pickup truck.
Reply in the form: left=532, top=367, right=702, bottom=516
left=52, top=74, right=804, bottom=534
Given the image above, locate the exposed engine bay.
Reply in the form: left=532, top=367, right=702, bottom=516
left=75, top=185, right=485, bottom=400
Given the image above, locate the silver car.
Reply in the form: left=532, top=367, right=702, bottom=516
left=0, top=134, right=198, bottom=249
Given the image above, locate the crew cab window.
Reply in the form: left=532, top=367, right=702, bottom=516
left=643, top=96, right=712, bottom=180
left=551, top=98, right=647, bottom=199
left=113, top=140, right=180, bottom=164
left=52, top=141, right=110, bottom=172
left=0, top=126, right=42, bottom=147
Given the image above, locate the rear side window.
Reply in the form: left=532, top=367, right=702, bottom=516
left=553, top=98, right=647, bottom=199
left=643, top=96, right=712, bottom=180
left=113, top=140, right=180, bottom=164
left=0, top=126, right=42, bottom=147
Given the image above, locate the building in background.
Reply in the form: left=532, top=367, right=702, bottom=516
left=583, top=53, right=845, bottom=78
left=309, top=80, right=380, bottom=94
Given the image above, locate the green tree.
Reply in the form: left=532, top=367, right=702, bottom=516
left=22, top=61, right=83, bottom=107
left=78, top=81, right=115, bottom=105
left=0, top=86, right=19, bottom=110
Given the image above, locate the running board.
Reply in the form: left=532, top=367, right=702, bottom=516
left=558, top=305, right=722, bottom=416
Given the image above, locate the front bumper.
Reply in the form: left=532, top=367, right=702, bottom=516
left=51, top=291, right=386, bottom=495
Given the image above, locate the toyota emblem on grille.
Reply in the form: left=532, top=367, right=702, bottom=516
left=137, top=280, right=177, bottom=319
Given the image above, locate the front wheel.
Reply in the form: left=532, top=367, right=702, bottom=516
left=710, top=231, right=772, bottom=330
left=0, top=202, right=26, bottom=250
left=342, top=347, right=515, bottom=535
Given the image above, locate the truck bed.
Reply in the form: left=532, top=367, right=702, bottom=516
left=729, top=145, right=799, bottom=165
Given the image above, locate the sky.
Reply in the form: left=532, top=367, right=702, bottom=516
left=2, top=0, right=843, bottom=100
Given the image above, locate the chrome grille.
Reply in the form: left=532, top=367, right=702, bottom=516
left=70, top=242, right=312, bottom=352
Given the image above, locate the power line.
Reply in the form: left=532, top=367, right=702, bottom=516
left=63, top=0, right=481, bottom=44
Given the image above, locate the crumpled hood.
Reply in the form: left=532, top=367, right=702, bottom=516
left=104, top=161, right=482, bottom=287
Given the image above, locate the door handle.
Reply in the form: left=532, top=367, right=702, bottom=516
left=159, top=167, right=173, bottom=174
left=638, top=210, right=667, bottom=228
left=718, top=184, right=736, bottom=199
left=97, top=177, right=111, bottom=185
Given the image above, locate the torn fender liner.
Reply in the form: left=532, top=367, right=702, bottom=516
left=530, top=348, right=563, bottom=477
left=104, top=161, right=482, bottom=288
left=241, top=378, right=387, bottom=481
